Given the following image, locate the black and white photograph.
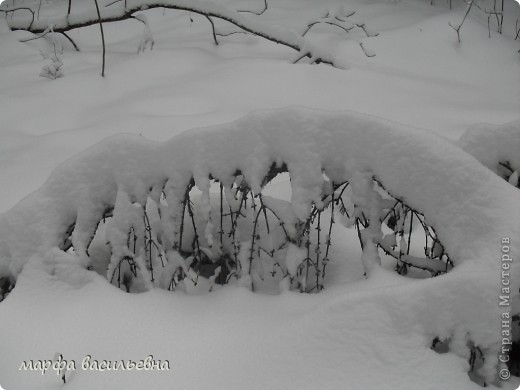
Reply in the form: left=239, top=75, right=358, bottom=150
left=0, top=0, right=519, bottom=388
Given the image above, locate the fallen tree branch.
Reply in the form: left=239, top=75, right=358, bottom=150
left=2, top=0, right=338, bottom=67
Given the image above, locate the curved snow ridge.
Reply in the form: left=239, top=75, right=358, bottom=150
left=0, top=107, right=518, bottom=278
left=458, top=119, right=520, bottom=183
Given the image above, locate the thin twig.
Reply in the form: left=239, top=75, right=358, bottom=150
left=19, top=27, right=50, bottom=42
left=237, top=0, right=268, bottom=16
left=205, top=15, right=218, bottom=45
left=449, top=0, right=474, bottom=43
left=61, top=32, right=80, bottom=51
left=0, top=7, right=35, bottom=29
left=92, top=0, right=106, bottom=76
left=105, top=0, right=123, bottom=7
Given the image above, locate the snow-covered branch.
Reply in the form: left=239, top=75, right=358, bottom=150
left=1, top=0, right=339, bottom=66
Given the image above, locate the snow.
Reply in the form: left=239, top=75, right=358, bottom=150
left=0, top=106, right=518, bottom=388
left=1, top=107, right=516, bottom=275
left=458, top=119, right=520, bottom=180
left=285, top=243, right=306, bottom=277
left=0, top=0, right=519, bottom=388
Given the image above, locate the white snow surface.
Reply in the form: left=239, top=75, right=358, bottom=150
left=0, top=0, right=519, bottom=388
left=459, top=119, right=520, bottom=176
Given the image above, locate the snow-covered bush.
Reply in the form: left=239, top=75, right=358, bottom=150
left=0, top=107, right=518, bottom=383
left=90, top=169, right=451, bottom=295
left=0, top=107, right=468, bottom=294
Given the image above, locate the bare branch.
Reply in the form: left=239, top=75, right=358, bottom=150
left=237, top=0, right=268, bottom=16
left=0, top=6, right=35, bottom=29
left=301, top=7, right=377, bottom=58
left=302, top=10, right=356, bottom=37
left=105, top=0, right=124, bottom=7
left=303, top=19, right=355, bottom=36
left=92, top=0, right=106, bottom=77
left=449, top=0, right=474, bottom=43
left=18, top=27, right=50, bottom=42
left=216, top=30, right=247, bottom=38
left=61, top=32, right=80, bottom=51
left=205, top=15, right=219, bottom=45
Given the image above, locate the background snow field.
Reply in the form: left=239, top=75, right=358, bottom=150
left=0, top=0, right=519, bottom=389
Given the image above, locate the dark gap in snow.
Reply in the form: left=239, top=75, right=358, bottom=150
left=0, top=276, right=14, bottom=303
left=432, top=338, right=488, bottom=387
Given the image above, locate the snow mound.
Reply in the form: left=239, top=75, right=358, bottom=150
left=0, top=107, right=518, bottom=382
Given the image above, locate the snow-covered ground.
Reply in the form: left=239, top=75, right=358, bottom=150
left=0, top=0, right=519, bottom=388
